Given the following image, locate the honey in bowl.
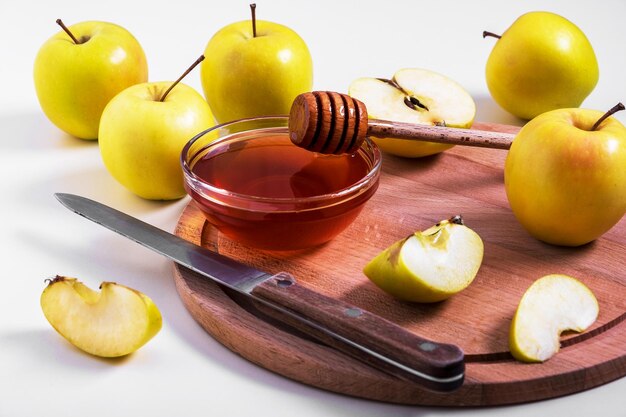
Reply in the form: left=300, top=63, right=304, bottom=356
left=181, top=117, right=381, bottom=251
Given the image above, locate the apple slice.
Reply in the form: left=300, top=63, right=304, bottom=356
left=510, top=274, right=599, bottom=362
left=363, top=216, right=483, bottom=303
left=348, top=68, right=476, bottom=157
left=41, top=276, right=162, bottom=357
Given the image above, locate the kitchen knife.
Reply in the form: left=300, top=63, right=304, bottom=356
left=55, top=193, right=464, bottom=392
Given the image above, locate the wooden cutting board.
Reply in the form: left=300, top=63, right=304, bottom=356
left=172, top=122, right=626, bottom=406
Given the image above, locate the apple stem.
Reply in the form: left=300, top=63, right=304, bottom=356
left=591, top=102, right=625, bottom=131
left=482, top=31, right=501, bottom=39
left=159, top=55, right=205, bottom=102
left=45, top=275, right=66, bottom=285
left=250, top=3, right=257, bottom=37
left=450, top=215, right=464, bottom=225
left=56, top=19, right=80, bottom=44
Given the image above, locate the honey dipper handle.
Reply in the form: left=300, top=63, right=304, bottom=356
left=289, top=92, right=520, bottom=154
left=368, top=119, right=516, bottom=150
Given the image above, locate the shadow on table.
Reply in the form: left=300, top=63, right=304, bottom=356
left=0, top=111, right=94, bottom=151
left=0, top=328, right=132, bottom=371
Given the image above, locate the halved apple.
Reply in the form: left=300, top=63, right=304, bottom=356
left=510, top=274, right=599, bottom=362
left=41, top=276, right=162, bottom=357
left=348, top=68, right=476, bottom=158
left=363, top=216, right=483, bottom=302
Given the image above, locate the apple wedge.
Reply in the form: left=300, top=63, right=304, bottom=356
left=363, top=216, right=483, bottom=302
left=510, top=274, right=599, bottom=362
left=41, top=276, right=162, bottom=357
left=349, top=68, right=476, bottom=157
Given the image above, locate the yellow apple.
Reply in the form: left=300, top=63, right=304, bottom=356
left=41, top=276, right=162, bottom=357
left=99, top=79, right=215, bottom=200
left=349, top=68, right=476, bottom=158
left=484, top=11, right=598, bottom=120
left=505, top=105, right=626, bottom=246
left=363, top=216, right=483, bottom=303
left=510, top=274, right=598, bottom=362
left=201, top=7, right=313, bottom=123
left=34, top=20, right=148, bottom=139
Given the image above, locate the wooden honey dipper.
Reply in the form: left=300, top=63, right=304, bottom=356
left=288, top=91, right=517, bottom=154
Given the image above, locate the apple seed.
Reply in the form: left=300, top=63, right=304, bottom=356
left=375, top=78, right=430, bottom=112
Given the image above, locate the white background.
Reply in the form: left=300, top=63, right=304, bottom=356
left=1, top=0, right=625, bottom=416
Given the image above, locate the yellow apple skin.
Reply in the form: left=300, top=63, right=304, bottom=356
left=41, top=276, right=162, bottom=357
left=485, top=12, right=598, bottom=120
left=34, top=21, right=148, bottom=139
left=505, top=108, right=626, bottom=246
left=201, top=19, right=313, bottom=123
left=99, top=82, right=215, bottom=200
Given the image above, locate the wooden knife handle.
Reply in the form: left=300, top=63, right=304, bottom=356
left=250, top=272, right=464, bottom=392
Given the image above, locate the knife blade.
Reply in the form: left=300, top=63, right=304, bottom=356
left=55, top=193, right=464, bottom=392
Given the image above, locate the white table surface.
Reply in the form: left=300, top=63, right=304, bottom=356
left=2, top=0, right=625, bottom=416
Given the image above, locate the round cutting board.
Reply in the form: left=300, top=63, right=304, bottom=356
left=173, top=123, right=626, bottom=406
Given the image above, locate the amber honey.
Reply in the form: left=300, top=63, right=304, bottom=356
left=185, top=131, right=380, bottom=251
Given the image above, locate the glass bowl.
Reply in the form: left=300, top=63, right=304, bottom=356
left=181, top=116, right=381, bottom=251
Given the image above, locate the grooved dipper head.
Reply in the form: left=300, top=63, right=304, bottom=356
left=289, top=91, right=369, bottom=155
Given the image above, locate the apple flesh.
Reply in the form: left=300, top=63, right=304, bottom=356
left=485, top=11, right=599, bottom=120
left=99, top=81, right=215, bottom=200
left=505, top=107, right=626, bottom=246
left=34, top=20, right=148, bottom=139
left=510, top=274, right=598, bottom=362
left=349, top=68, right=476, bottom=158
left=201, top=19, right=313, bottom=123
left=40, top=276, right=162, bottom=357
left=363, top=216, right=483, bottom=303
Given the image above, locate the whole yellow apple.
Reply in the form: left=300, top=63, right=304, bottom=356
left=34, top=20, right=148, bottom=139
left=99, top=80, right=215, bottom=200
left=201, top=8, right=313, bottom=123
left=484, top=11, right=598, bottom=120
left=505, top=105, right=626, bottom=246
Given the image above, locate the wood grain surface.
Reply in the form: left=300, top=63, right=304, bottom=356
left=173, top=121, right=626, bottom=406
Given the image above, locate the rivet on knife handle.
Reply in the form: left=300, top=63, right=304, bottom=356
left=251, top=272, right=465, bottom=392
